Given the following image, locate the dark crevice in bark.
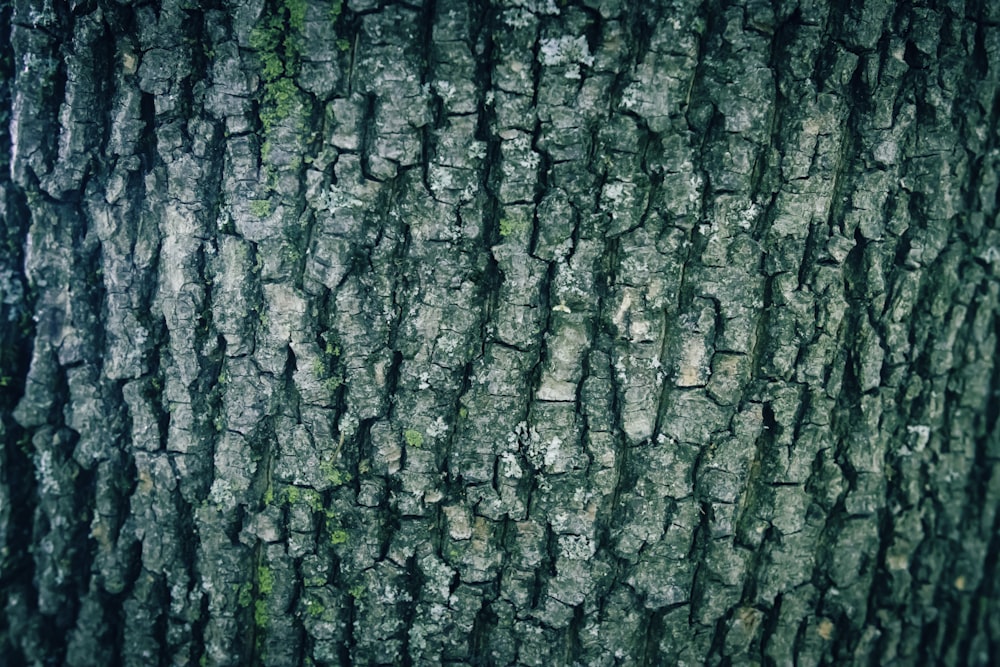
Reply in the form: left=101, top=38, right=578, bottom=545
left=469, top=596, right=497, bottom=666
left=623, top=2, right=657, bottom=70
left=734, top=423, right=772, bottom=554
left=526, top=259, right=557, bottom=397
left=397, top=555, right=422, bottom=667
left=796, top=200, right=826, bottom=288
left=574, top=346, right=595, bottom=470
left=252, top=418, right=280, bottom=511
left=383, top=349, right=404, bottom=418
left=639, top=607, right=665, bottom=667
left=573, top=6, right=602, bottom=79
left=469, top=0, right=507, bottom=364
left=83, top=17, right=118, bottom=170
left=528, top=524, right=556, bottom=611
left=705, top=603, right=732, bottom=665
left=528, top=121, right=549, bottom=258
left=182, top=6, right=212, bottom=92
left=683, top=13, right=714, bottom=142
left=592, top=349, right=623, bottom=560
left=0, top=149, right=35, bottom=664
left=44, top=33, right=70, bottom=187
left=830, top=397, right=861, bottom=505
left=947, top=293, right=1000, bottom=660
left=347, top=411, right=371, bottom=492
left=526, top=16, right=542, bottom=111
left=747, top=269, right=774, bottom=389
left=151, top=574, right=172, bottom=667
left=379, top=493, right=403, bottom=562
left=937, top=583, right=967, bottom=667
left=358, top=93, right=379, bottom=181
left=416, top=0, right=437, bottom=89
left=867, top=498, right=898, bottom=613
left=0, top=16, right=12, bottom=190
left=564, top=601, right=585, bottom=663
left=757, top=591, right=784, bottom=666
left=976, top=482, right=1000, bottom=657
left=0, top=429, right=34, bottom=585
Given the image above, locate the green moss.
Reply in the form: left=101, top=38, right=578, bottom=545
left=251, top=0, right=305, bottom=133
left=303, top=488, right=324, bottom=512
left=329, top=529, right=349, bottom=545
left=254, top=599, right=269, bottom=628
left=348, top=584, right=365, bottom=599
left=313, top=340, right=345, bottom=395
left=304, top=573, right=327, bottom=588
left=260, top=76, right=300, bottom=133
left=251, top=564, right=274, bottom=629
left=284, top=0, right=307, bottom=32
left=337, top=37, right=351, bottom=52
left=285, top=241, right=303, bottom=265
left=499, top=216, right=530, bottom=237
left=237, top=583, right=253, bottom=608
left=306, top=599, right=325, bottom=617
left=266, top=76, right=299, bottom=111
left=260, top=51, right=285, bottom=81
left=250, top=199, right=272, bottom=218
left=258, top=565, right=274, bottom=596
left=404, top=429, right=424, bottom=448
left=322, top=462, right=351, bottom=486
left=250, top=15, right=285, bottom=74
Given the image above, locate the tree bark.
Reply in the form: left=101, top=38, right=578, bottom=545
left=2, top=0, right=999, bottom=664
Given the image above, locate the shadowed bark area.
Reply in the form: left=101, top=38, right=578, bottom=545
left=1, top=0, right=999, bottom=664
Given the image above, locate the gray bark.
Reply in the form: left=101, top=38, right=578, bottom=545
left=1, top=0, right=999, bottom=664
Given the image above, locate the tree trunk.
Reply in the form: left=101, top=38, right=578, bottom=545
left=2, top=0, right=999, bottom=664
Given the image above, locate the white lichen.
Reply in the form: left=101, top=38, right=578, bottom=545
left=905, top=424, right=931, bottom=452
left=426, top=416, right=448, bottom=439
left=539, top=35, right=594, bottom=79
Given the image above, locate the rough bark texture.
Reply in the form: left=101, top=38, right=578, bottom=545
left=2, top=0, right=999, bottom=664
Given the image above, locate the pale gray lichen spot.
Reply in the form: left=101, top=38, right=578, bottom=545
left=539, top=35, right=594, bottom=79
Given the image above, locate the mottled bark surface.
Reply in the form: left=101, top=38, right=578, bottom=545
left=1, top=0, right=999, bottom=664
